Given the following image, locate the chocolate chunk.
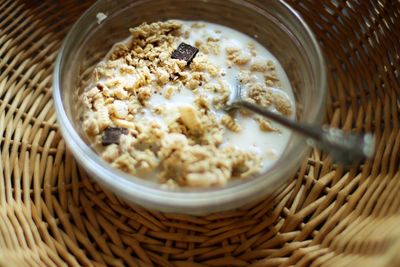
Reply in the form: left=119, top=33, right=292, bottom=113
left=171, top=42, right=199, bottom=65
left=101, top=127, right=128, bottom=146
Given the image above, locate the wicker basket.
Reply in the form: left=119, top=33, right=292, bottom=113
left=0, top=0, right=399, bottom=266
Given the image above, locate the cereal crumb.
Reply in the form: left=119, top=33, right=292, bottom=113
left=221, top=115, right=241, bottom=132
left=250, top=60, right=268, bottom=72
left=109, top=100, right=128, bottom=119
left=247, top=83, right=273, bottom=107
left=256, top=117, right=279, bottom=132
left=226, top=47, right=251, bottom=65
left=102, top=144, right=120, bottom=162
left=196, top=96, right=210, bottom=110
left=274, top=94, right=292, bottom=116
left=163, top=86, right=175, bottom=99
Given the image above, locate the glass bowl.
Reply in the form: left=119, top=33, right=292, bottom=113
left=53, top=0, right=326, bottom=214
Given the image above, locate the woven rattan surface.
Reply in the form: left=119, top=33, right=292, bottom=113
left=1, top=0, right=400, bottom=266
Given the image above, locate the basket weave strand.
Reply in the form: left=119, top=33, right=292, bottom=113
left=0, top=0, right=399, bottom=266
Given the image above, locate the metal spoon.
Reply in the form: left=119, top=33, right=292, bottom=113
left=223, top=82, right=375, bottom=166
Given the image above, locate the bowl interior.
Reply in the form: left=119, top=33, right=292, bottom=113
left=54, top=0, right=326, bottom=213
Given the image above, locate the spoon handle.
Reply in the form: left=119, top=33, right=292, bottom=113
left=235, top=100, right=374, bottom=166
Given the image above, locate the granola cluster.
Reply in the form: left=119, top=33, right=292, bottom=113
left=81, top=20, right=293, bottom=187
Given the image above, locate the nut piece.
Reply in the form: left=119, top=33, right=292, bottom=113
left=178, top=105, right=203, bottom=133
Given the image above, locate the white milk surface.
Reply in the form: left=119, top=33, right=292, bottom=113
left=146, top=21, right=296, bottom=172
